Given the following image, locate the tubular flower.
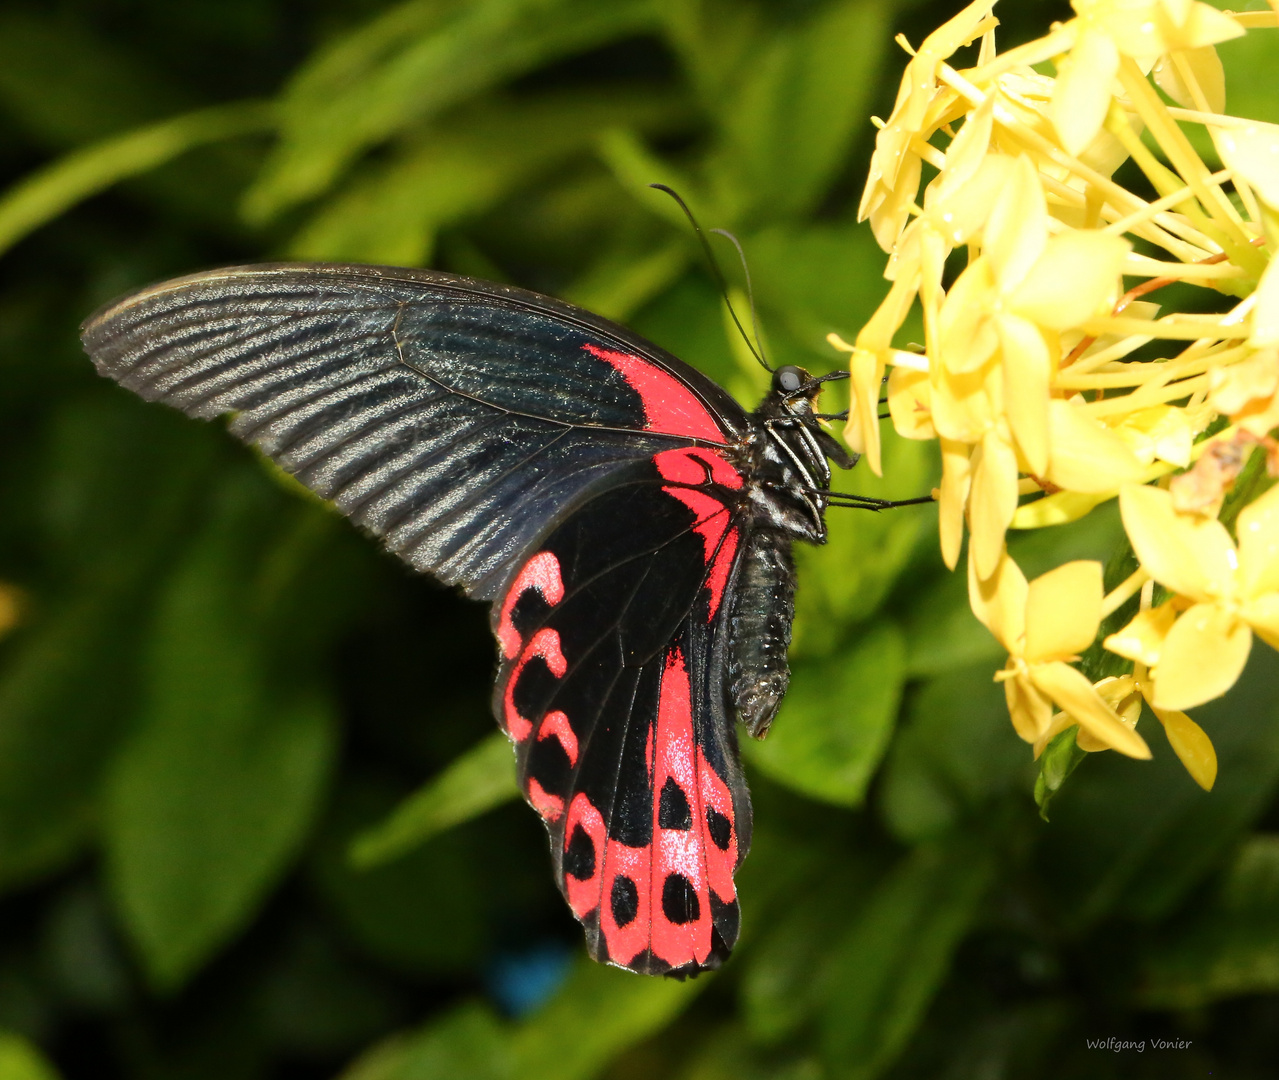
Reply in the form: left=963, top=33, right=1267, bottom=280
left=843, top=0, right=1278, bottom=775
left=1105, top=483, right=1279, bottom=711
left=969, top=550, right=1151, bottom=758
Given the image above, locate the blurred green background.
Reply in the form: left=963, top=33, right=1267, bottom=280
left=1, top=0, right=1278, bottom=1077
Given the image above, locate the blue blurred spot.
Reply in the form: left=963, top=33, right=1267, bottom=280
left=486, top=940, right=573, bottom=1017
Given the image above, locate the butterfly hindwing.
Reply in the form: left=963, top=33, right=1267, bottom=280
left=494, top=459, right=751, bottom=975
left=81, top=264, right=748, bottom=599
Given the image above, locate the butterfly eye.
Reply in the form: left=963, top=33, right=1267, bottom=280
left=775, top=366, right=806, bottom=393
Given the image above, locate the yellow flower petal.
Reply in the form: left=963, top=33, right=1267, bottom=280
left=1008, top=231, right=1131, bottom=331
left=970, top=428, right=1021, bottom=581
left=868, top=153, right=923, bottom=252
left=1077, top=675, right=1142, bottom=751
left=1012, top=489, right=1111, bottom=529
left=1112, top=404, right=1195, bottom=469
left=985, top=156, right=1048, bottom=290
left=1006, top=669, right=1055, bottom=743
left=1208, top=348, right=1279, bottom=417
left=843, top=346, right=886, bottom=476
left=887, top=365, right=936, bottom=439
left=1052, top=26, right=1120, bottom=156
left=1153, top=45, right=1225, bottom=113
left=939, top=437, right=972, bottom=570
left=1025, top=560, right=1104, bottom=661
left=1242, top=593, right=1279, bottom=652
left=1045, top=399, right=1145, bottom=493
left=1104, top=601, right=1177, bottom=665
left=1213, top=120, right=1279, bottom=209
left=1153, top=705, right=1217, bottom=790
left=1251, top=254, right=1279, bottom=350
left=1237, top=480, right=1279, bottom=598
left=931, top=362, right=1000, bottom=444
left=1030, top=660, right=1152, bottom=759
left=998, top=314, right=1052, bottom=475
left=937, top=259, right=999, bottom=374
left=927, top=95, right=995, bottom=208
left=1119, top=484, right=1239, bottom=603
left=1034, top=709, right=1078, bottom=758
left=930, top=153, right=1017, bottom=248
left=968, top=544, right=1028, bottom=651
left=1152, top=601, right=1253, bottom=710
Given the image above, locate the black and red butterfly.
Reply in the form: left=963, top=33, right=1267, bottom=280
left=81, top=263, right=905, bottom=977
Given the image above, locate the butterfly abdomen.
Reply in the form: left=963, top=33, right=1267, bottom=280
left=726, top=530, right=796, bottom=739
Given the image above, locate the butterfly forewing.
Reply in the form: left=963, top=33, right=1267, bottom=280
left=81, top=263, right=758, bottom=975
left=82, top=264, right=746, bottom=598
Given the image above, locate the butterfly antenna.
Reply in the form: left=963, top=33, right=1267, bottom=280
left=649, top=183, right=772, bottom=372
left=709, top=227, right=771, bottom=373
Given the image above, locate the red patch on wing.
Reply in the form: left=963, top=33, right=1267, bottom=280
left=584, top=343, right=726, bottom=442
left=503, top=628, right=567, bottom=741
left=562, top=646, right=739, bottom=971
left=653, top=448, right=742, bottom=619
left=647, top=646, right=713, bottom=966
left=653, top=446, right=743, bottom=490
left=703, top=527, right=739, bottom=621
left=527, top=777, right=564, bottom=822
left=563, top=793, right=607, bottom=920
left=537, top=709, right=578, bottom=766
left=497, top=551, right=564, bottom=660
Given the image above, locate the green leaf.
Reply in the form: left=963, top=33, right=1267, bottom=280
left=341, top=956, right=702, bottom=1080
left=720, top=0, right=890, bottom=219
left=746, top=224, right=904, bottom=348
left=1138, top=834, right=1279, bottom=1008
left=792, top=429, right=935, bottom=652
left=339, top=1002, right=511, bottom=1080
left=905, top=499, right=1127, bottom=679
left=244, top=0, right=657, bottom=221
left=350, top=731, right=517, bottom=869
left=0, top=101, right=273, bottom=258
left=289, top=90, right=685, bottom=266
left=819, top=839, right=996, bottom=1080
left=511, top=956, right=703, bottom=1080
left=0, top=399, right=220, bottom=893
left=316, top=779, right=492, bottom=976
left=1033, top=727, right=1086, bottom=822
left=1041, top=645, right=1279, bottom=929
left=0, top=592, right=138, bottom=891
left=0, top=1032, right=62, bottom=1080
left=879, top=663, right=1031, bottom=844
left=562, top=240, right=689, bottom=322
left=744, top=623, right=905, bottom=808
left=739, top=856, right=875, bottom=1046
left=901, top=565, right=1004, bottom=679
left=104, top=479, right=338, bottom=990
left=0, top=10, right=178, bottom=146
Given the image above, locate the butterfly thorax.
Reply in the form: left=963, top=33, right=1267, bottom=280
left=742, top=365, right=842, bottom=544
left=728, top=366, right=847, bottom=738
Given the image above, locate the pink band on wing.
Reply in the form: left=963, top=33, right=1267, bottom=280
left=584, top=343, right=726, bottom=442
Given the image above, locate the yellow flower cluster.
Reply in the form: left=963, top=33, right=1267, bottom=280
left=840, top=0, right=1279, bottom=790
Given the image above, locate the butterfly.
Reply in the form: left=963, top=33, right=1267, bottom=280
left=81, top=262, right=901, bottom=977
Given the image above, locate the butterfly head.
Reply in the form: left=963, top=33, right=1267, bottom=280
left=771, top=365, right=816, bottom=409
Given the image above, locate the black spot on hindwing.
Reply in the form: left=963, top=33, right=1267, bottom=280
left=706, top=806, right=732, bottom=851
left=611, top=875, right=639, bottom=928
left=661, top=873, right=700, bottom=925
left=526, top=733, right=571, bottom=805
left=658, top=776, right=692, bottom=830
left=512, top=655, right=560, bottom=722
left=564, top=824, right=595, bottom=881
